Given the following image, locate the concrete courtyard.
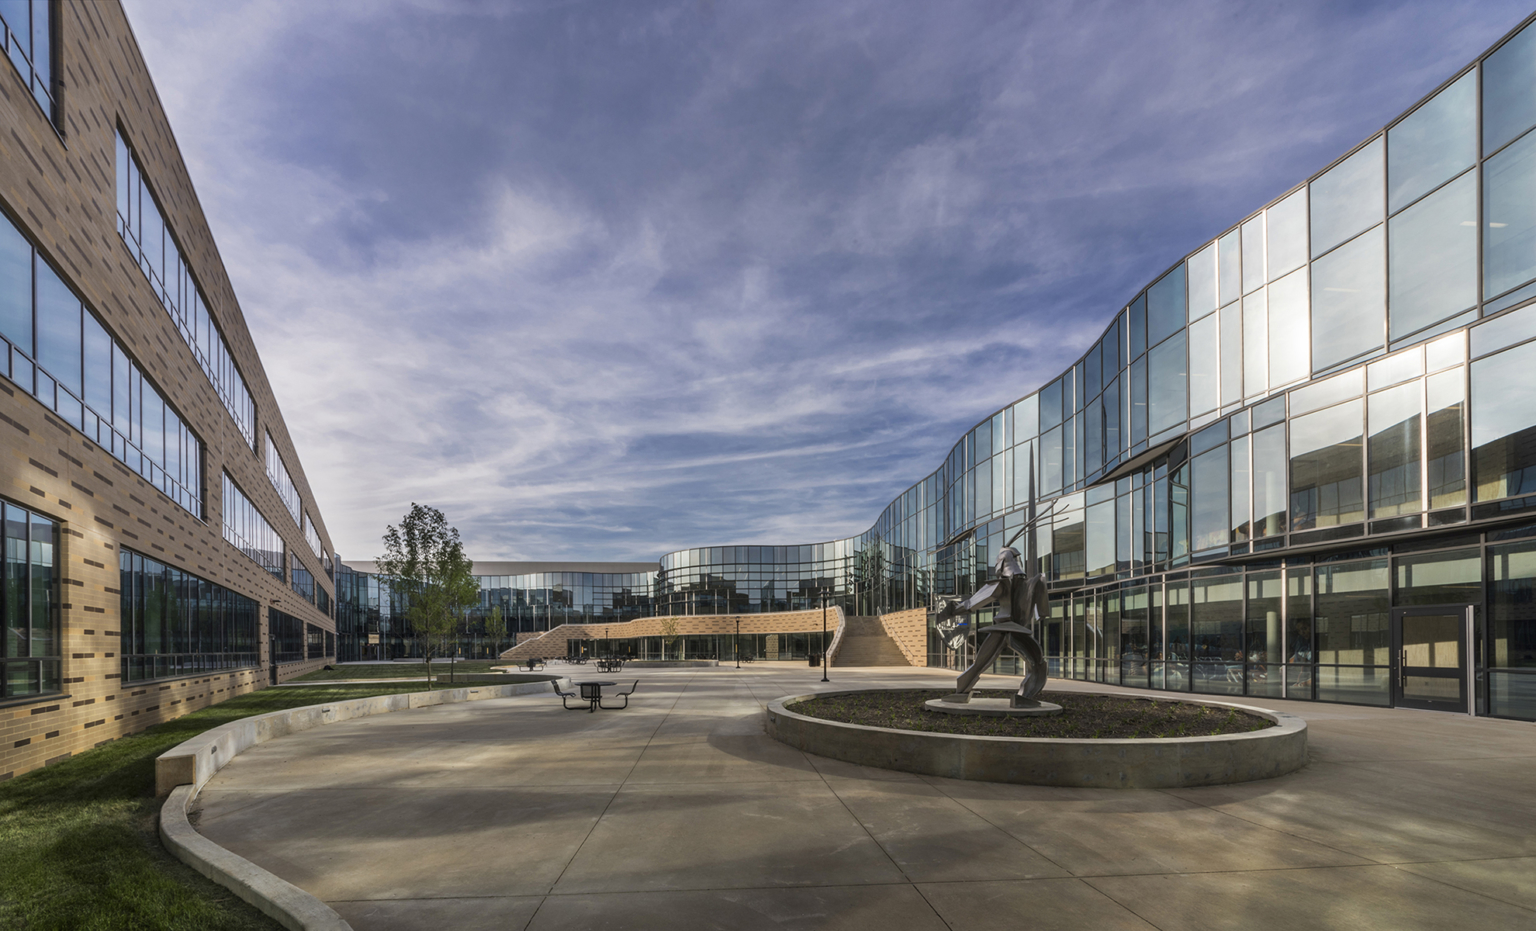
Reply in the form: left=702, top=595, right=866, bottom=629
left=191, top=665, right=1536, bottom=930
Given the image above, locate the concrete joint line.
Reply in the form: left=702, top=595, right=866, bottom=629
left=160, top=784, right=352, bottom=931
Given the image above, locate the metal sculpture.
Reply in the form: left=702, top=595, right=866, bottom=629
left=934, top=462, right=1054, bottom=707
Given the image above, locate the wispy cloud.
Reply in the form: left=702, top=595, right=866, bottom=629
left=122, top=0, right=1529, bottom=561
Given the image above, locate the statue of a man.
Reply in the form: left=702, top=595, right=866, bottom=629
left=934, top=543, right=1049, bottom=707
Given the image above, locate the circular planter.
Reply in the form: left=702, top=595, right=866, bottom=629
left=766, top=689, right=1308, bottom=788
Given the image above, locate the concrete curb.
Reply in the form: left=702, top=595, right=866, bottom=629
left=155, top=678, right=571, bottom=798
left=767, top=689, right=1308, bottom=788
left=160, top=784, right=352, bottom=931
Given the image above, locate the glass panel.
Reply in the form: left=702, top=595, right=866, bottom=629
left=1014, top=395, right=1038, bottom=440
left=1188, top=243, right=1216, bottom=321
left=1242, top=215, right=1265, bottom=294
left=34, top=256, right=80, bottom=395
left=1188, top=313, right=1219, bottom=416
left=1290, top=399, right=1364, bottom=531
left=1315, top=559, right=1389, bottom=667
left=1041, top=378, right=1063, bottom=431
left=1367, top=381, right=1422, bottom=519
left=1426, top=368, right=1466, bottom=508
left=1191, top=573, right=1243, bottom=694
left=1267, top=188, right=1308, bottom=279
left=1130, top=356, right=1147, bottom=444
left=1192, top=446, right=1229, bottom=552
left=1472, top=341, right=1536, bottom=501
left=82, top=311, right=111, bottom=416
left=1396, top=548, right=1480, bottom=606
left=1219, top=301, right=1242, bottom=406
left=1489, top=541, right=1536, bottom=719
left=1129, top=294, right=1146, bottom=359
left=0, top=216, right=30, bottom=353
left=1484, top=22, right=1536, bottom=155
left=1147, top=330, right=1186, bottom=435
left=1219, top=228, right=1241, bottom=307
left=1243, top=289, right=1267, bottom=398
left=1311, top=226, right=1385, bottom=371
left=1246, top=570, right=1283, bottom=696
left=1389, top=70, right=1476, bottom=213
left=1291, top=369, right=1363, bottom=416
left=1267, top=267, right=1309, bottom=387
left=1389, top=170, right=1477, bottom=340
left=1311, top=137, right=1384, bottom=258
left=1147, top=265, right=1186, bottom=347
left=1231, top=437, right=1250, bottom=543
left=1253, top=425, right=1287, bottom=539
left=1368, top=347, right=1425, bottom=391
left=1087, top=499, right=1114, bottom=577
left=1484, top=128, right=1536, bottom=299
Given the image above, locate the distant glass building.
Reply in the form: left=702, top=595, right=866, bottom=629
left=339, top=16, right=1536, bottom=721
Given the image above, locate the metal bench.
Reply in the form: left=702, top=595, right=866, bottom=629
left=599, top=680, right=640, bottom=710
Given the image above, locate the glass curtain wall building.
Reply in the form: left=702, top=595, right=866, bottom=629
left=336, top=17, right=1536, bottom=722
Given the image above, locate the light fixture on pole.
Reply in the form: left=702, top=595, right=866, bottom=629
left=735, top=615, right=741, bottom=669
left=821, top=589, right=829, bottom=683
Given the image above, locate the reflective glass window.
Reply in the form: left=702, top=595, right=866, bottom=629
left=1243, top=289, right=1267, bottom=398
left=1087, top=498, right=1115, bottom=577
left=1042, top=424, right=1063, bottom=494
left=1484, top=23, right=1536, bottom=155
left=1085, top=342, right=1101, bottom=398
left=1246, top=571, right=1284, bottom=693
left=1242, top=215, right=1265, bottom=294
left=1367, top=381, right=1422, bottom=518
left=1147, top=265, right=1186, bottom=346
left=1220, top=302, right=1243, bottom=406
left=1191, top=573, right=1243, bottom=695
left=82, top=311, right=111, bottom=415
left=1231, top=436, right=1250, bottom=543
left=1290, top=399, right=1364, bottom=530
left=1129, top=293, right=1146, bottom=359
left=1014, top=395, right=1038, bottom=441
left=1472, top=341, right=1536, bottom=501
left=1131, top=356, right=1147, bottom=444
left=1389, top=170, right=1477, bottom=340
left=1252, top=424, right=1286, bottom=539
left=1315, top=559, right=1390, bottom=673
left=1104, top=376, right=1122, bottom=455
left=1484, top=127, right=1536, bottom=298
left=1311, top=137, right=1384, bottom=258
left=1310, top=226, right=1385, bottom=371
left=1266, top=188, right=1308, bottom=279
left=1192, top=445, right=1229, bottom=552
left=34, top=256, right=80, bottom=395
left=1041, top=378, right=1063, bottom=431
left=1188, top=243, right=1217, bottom=321
left=1218, top=228, right=1241, bottom=307
left=1188, top=313, right=1219, bottom=416
left=1267, top=267, right=1309, bottom=388
left=1426, top=368, right=1466, bottom=508
left=1368, top=346, right=1425, bottom=391
left=1147, top=331, right=1186, bottom=436
left=1489, top=540, right=1536, bottom=719
left=1388, top=70, right=1476, bottom=213
left=0, top=218, right=29, bottom=351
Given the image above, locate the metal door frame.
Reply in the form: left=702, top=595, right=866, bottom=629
left=1391, top=604, right=1473, bottom=715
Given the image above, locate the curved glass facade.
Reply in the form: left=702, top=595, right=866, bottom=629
left=338, top=18, right=1536, bottom=720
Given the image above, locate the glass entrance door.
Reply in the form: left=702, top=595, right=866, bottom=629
left=1392, top=607, right=1468, bottom=712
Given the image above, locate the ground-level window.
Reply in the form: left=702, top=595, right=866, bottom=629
left=2, top=500, right=58, bottom=699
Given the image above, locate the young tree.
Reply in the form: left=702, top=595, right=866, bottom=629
left=484, top=604, right=508, bottom=659
left=377, top=504, right=478, bottom=689
left=659, top=616, right=680, bottom=660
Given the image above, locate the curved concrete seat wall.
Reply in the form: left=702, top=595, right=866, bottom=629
left=154, top=678, right=570, bottom=798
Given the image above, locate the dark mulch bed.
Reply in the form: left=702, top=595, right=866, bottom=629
left=789, top=689, right=1273, bottom=739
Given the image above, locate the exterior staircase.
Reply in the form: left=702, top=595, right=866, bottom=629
left=831, top=616, right=911, bottom=667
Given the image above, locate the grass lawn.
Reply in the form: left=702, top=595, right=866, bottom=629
left=0, top=683, right=430, bottom=931
left=289, top=660, right=503, bottom=682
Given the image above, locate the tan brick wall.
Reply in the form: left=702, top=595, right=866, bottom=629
left=879, top=608, right=930, bottom=667
left=500, top=608, right=844, bottom=662
left=0, top=2, right=336, bottom=781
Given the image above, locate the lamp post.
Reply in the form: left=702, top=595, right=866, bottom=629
left=821, top=589, right=829, bottom=683
left=735, top=615, right=741, bottom=669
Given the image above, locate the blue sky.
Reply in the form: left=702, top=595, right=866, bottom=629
left=123, top=0, right=1531, bottom=563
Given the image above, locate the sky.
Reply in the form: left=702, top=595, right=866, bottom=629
left=120, top=0, right=1532, bottom=564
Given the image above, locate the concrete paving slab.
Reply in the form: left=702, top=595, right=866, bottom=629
left=331, top=896, right=542, bottom=931
left=917, top=877, right=1160, bottom=931
left=1392, top=856, right=1536, bottom=911
left=552, top=780, right=905, bottom=894
left=526, top=884, right=951, bottom=931
left=1087, top=863, right=1536, bottom=931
